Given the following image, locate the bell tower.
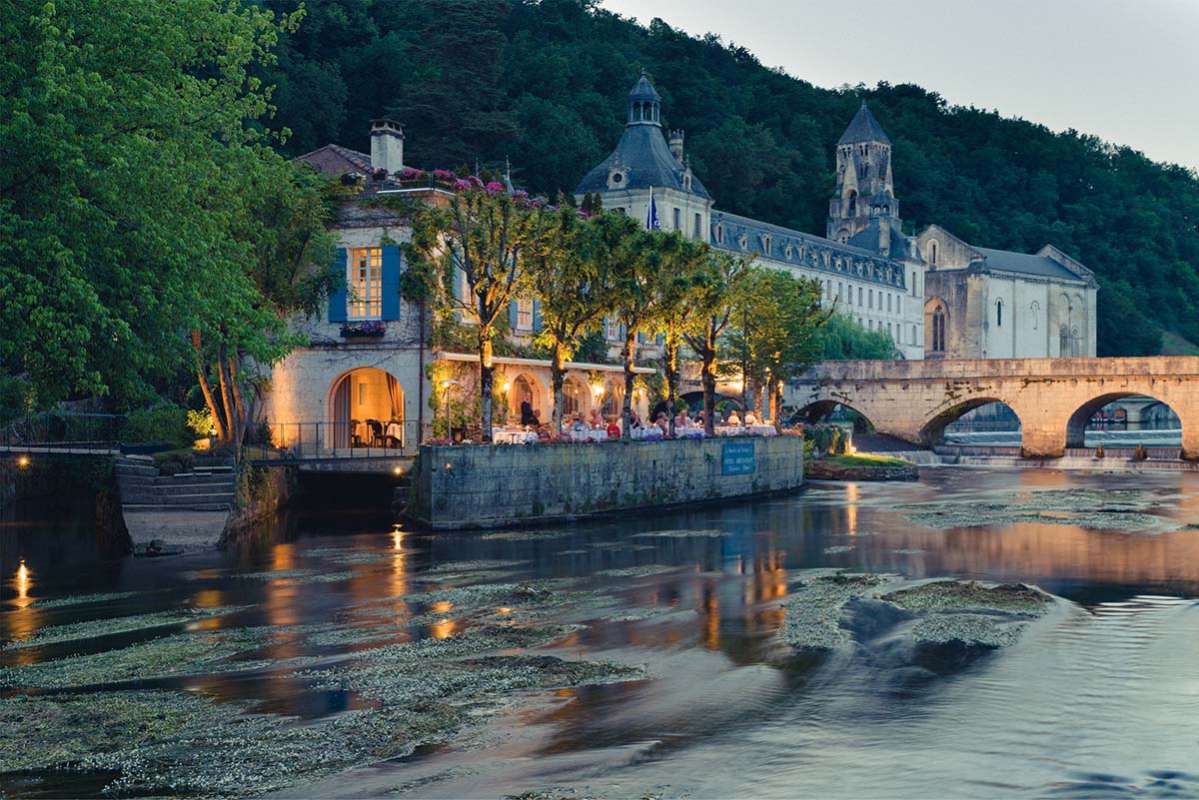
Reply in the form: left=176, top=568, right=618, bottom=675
left=827, top=101, right=899, bottom=242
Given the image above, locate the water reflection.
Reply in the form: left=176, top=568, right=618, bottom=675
left=5, top=467, right=1199, bottom=798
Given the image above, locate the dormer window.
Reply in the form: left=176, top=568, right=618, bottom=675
left=682, top=172, right=692, bottom=190
left=738, top=234, right=748, bottom=250
left=715, top=223, right=724, bottom=244
left=607, top=168, right=627, bottom=189
left=762, top=234, right=771, bottom=255
left=784, top=244, right=794, bottom=259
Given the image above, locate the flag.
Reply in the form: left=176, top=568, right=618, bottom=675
left=645, top=186, right=660, bottom=230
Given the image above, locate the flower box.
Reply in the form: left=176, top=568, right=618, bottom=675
left=340, top=321, right=386, bottom=338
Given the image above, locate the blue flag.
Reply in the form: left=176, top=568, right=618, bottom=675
left=646, top=186, right=660, bottom=230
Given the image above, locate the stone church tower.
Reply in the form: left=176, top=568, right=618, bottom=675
left=827, top=102, right=900, bottom=248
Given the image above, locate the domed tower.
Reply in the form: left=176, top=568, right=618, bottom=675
left=574, top=71, right=712, bottom=239
left=827, top=102, right=899, bottom=243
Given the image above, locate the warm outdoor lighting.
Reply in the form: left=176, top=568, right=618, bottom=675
left=500, top=380, right=511, bottom=393
left=440, top=380, right=453, bottom=389
left=590, top=383, right=604, bottom=397
left=392, top=465, right=403, bottom=476
left=15, top=454, right=30, bottom=469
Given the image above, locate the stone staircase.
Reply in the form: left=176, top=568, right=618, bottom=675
left=116, top=455, right=237, bottom=551
left=116, top=455, right=236, bottom=511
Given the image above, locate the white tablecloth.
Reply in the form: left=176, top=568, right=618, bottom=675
left=385, top=422, right=403, bottom=440
left=630, top=426, right=664, bottom=440
left=566, top=428, right=608, bottom=442
left=494, top=429, right=540, bottom=445
left=715, top=424, right=777, bottom=437
left=676, top=427, right=705, bottom=439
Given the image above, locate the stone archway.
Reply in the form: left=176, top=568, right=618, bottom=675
left=329, top=367, right=405, bottom=449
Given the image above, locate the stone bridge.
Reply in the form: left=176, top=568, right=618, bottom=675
left=789, top=357, right=1199, bottom=459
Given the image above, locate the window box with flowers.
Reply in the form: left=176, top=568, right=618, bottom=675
left=339, top=321, right=387, bottom=339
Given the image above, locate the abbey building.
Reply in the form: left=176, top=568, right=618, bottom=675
left=576, top=74, right=1098, bottom=360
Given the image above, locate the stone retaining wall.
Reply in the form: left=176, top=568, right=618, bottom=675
left=410, top=436, right=804, bottom=530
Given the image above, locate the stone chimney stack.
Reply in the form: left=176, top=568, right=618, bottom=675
left=370, top=118, right=404, bottom=176
left=878, top=216, right=891, bottom=257
left=669, top=129, right=684, bottom=165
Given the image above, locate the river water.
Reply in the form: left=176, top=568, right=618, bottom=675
left=3, top=467, right=1199, bottom=798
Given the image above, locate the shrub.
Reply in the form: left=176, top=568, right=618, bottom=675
left=124, top=404, right=190, bottom=446
left=153, top=449, right=195, bottom=476
left=186, top=408, right=216, bottom=438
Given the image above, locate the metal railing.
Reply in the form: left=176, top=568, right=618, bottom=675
left=252, top=420, right=422, bottom=462
left=0, top=412, right=124, bottom=454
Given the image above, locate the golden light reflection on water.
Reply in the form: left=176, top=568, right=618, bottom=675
left=845, top=483, right=859, bottom=535
left=430, top=618, right=458, bottom=639
left=14, top=560, right=31, bottom=609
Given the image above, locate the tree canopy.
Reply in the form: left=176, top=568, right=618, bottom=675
left=261, top=0, right=1199, bottom=357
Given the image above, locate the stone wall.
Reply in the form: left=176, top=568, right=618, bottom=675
left=410, top=436, right=805, bottom=530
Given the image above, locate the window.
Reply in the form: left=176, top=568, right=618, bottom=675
left=896, top=296, right=902, bottom=316
left=927, top=240, right=939, bottom=266
left=887, top=293, right=892, bottom=313
left=911, top=325, right=917, bottom=346
left=1030, top=301, right=1040, bottom=330
left=911, top=270, right=918, bottom=297
left=932, top=306, right=946, bottom=352
left=563, top=380, right=583, bottom=416
left=605, top=317, right=620, bottom=341
left=517, top=298, right=533, bottom=330
left=858, top=287, right=863, bottom=306
left=996, top=299, right=1003, bottom=327
left=868, top=289, right=873, bottom=309
left=715, top=224, right=723, bottom=244
left=763, top=235, right=771, bottom=255
left=694, top=213, right=702, bottom=238
left=847, top=190, right=858, bottom=217
left=672, top=207, right=681, bottom=230
left=348, top=247, right=383, bottom=320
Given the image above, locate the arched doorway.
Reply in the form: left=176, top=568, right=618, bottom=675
left=506, top=372, right=545, bottom=425
left=330, top=368, right=404, bottom=449
left=561, top=376, right=588, bottom=419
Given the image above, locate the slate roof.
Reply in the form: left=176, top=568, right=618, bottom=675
left=295, top=143, right=373, bottom=176
left=847, top=220, right=913, bottom=259
left=838, top=102, right=891, bottom=146
left=973, top=247, right=1086, bottom=282
left=711, top=210, right=906, bottom=289
left=628, top=72, right=661, bottom=102
left=574, top=123, right=711, bottom=198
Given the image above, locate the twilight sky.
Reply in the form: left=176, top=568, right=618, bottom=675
left=600, top=0, right=1199, bottom=171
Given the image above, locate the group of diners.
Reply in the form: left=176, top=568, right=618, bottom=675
left=495, top=401, right=773, bottom=444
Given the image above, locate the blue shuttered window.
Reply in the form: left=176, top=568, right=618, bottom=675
left=381, top=245, right=401, bottom=320
left=508, top=300, right=519, bottom=330
left=328, top=247, right=348, bottom=323
left=532, top=300, right=542, bottom=332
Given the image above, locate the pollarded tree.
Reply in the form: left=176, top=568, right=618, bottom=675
left=729, top=269, right=830, bottom=431
left=404, top=180, right=553, bottom=440
left=650, top=235, right=711, bottom=435
left=682, top=250, right=754, bottom=435
left=526, top=204, right=619, bottom=433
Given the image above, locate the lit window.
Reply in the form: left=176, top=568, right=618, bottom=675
left=606, top=317, right=620, bottom=341
left=517, top=298, right=533, bottom=330
left=348, top=247, right=382, bottom=320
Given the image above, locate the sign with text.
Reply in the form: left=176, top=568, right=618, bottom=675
left=721, top=439, right=756, bottom=475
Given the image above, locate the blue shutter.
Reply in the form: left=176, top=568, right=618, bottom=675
left=508, top=300, right=519, bottom=330
left=381, top=245, right=401, bottom=320
left=655, top=333, right=664, bottom=346
left=637, top=331, right=645, bottom=344
left=532, top=300, right=542, bottom=332
left=328, top=247, right=348, bottom=323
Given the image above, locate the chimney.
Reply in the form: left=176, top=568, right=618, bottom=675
left=370, top=118, right=404, bottom=176
left=669, top=129, right=684, bottom=165
left=878, top=217, right=891, bottom=257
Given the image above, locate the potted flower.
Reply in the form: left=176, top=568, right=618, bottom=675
left=340, top=321, right=387, bottom=338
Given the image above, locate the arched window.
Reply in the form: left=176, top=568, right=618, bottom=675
left=927, top=240, right=939, bottom=266
left=932, top=307, right=946, bottom=352
left=996, top=299, right=1003, bottom=327
left=846, top=190, right=858, bottom=217
left=1030, top=301, right=1040, bottom=330
left=562, top=378, right=584, bottom=417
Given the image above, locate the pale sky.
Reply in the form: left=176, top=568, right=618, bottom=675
left=601, top=0, right=1199, bottom=171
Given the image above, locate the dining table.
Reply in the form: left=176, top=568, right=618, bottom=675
left=493, top=429, right=540, bottom=445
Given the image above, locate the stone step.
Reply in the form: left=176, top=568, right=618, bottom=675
left=154, top=474, right=236, bottom=486
left=115, top=463, right=158, bottom=478
left=123, top=502, right=233, bottom=512
left=121, top=485, right=235, bottom=501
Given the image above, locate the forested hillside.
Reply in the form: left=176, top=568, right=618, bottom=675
left=260, top=0, right=1199, bottom=356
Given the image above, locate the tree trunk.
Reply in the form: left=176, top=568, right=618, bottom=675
left=771, top=376, right=783, bottom=433
left=228, top=354, right=249, bottom=447
left=191, top=332, right=227, bottom=442
left=664, top=334, right=679, bottom=437
left=702, top=324, right=717, bottom=436
left=216, top=345, right=238, bottom=448
left=479, top=335, right=494, bottom=442
left=622, top=332, right=636, bottom=433
left=552, top=342, right=567, bottom=434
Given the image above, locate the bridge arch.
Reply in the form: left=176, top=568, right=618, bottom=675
left=920, top=398, right=1021, bottom=447
left=1065, top=392, right=1181, bottom=449
left=793, top=399, right=878, bottom=432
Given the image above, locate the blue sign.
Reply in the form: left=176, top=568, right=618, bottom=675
left=721, top=440, right=756, bottom=475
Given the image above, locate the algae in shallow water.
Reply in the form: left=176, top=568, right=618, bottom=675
left=4, top=606, right=246, bottom=650
left=900, top=489, right=1173, bottom=532
left=26, top=591, right=144, bottom=610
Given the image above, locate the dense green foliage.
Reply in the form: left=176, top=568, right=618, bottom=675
left=819, top=314, right=901, bottom=360
left=261, top=0, right=1199, bottom=356
left=1, top=0, right=332, bottom=426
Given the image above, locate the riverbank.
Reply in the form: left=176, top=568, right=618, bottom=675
left=805, top=453, right=918, bottom=481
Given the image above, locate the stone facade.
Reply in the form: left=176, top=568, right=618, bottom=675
left=791, top=356, right=1199, bottom=459
left=410, top=435, right=805, bottom=529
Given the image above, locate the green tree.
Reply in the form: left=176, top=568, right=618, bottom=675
left=527, top=204, right=618, bottom=432
left=819, top=313, right=901, bottom=360
left=682, top=250, right=753, bottom=435
left=403, top=183, right=552, bottom=440
left=728, top=269, right=830, bottom=431
left=650, top=235, right=711, bottom=435
left=0, top=0, right=328, bottom=433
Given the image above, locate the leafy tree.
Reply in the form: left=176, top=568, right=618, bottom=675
left=527, top=204, right=617, bottom=432
left=728, top=269, right=830, bottom=431
left=819, top=313, right=901, bottom=360
left=403, top=181, right=552, bottom=440
left=682, top=250, right=753, bottom=435
left=649, top=234, right=710, bottom=435
left=0, top=0, right=328, bottom=432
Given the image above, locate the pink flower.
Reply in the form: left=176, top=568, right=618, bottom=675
left=467, top=175, right=484, bottom=188
left=452, top=179, right=472, bottom=191
left=398, top=166, right=424, bottom=180
left=432, top=168, right=456, bottom=181
left=485, top=181, right=505, bottom=193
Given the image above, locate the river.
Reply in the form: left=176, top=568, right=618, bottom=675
left=2, top=467, right=1199, bottom=798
